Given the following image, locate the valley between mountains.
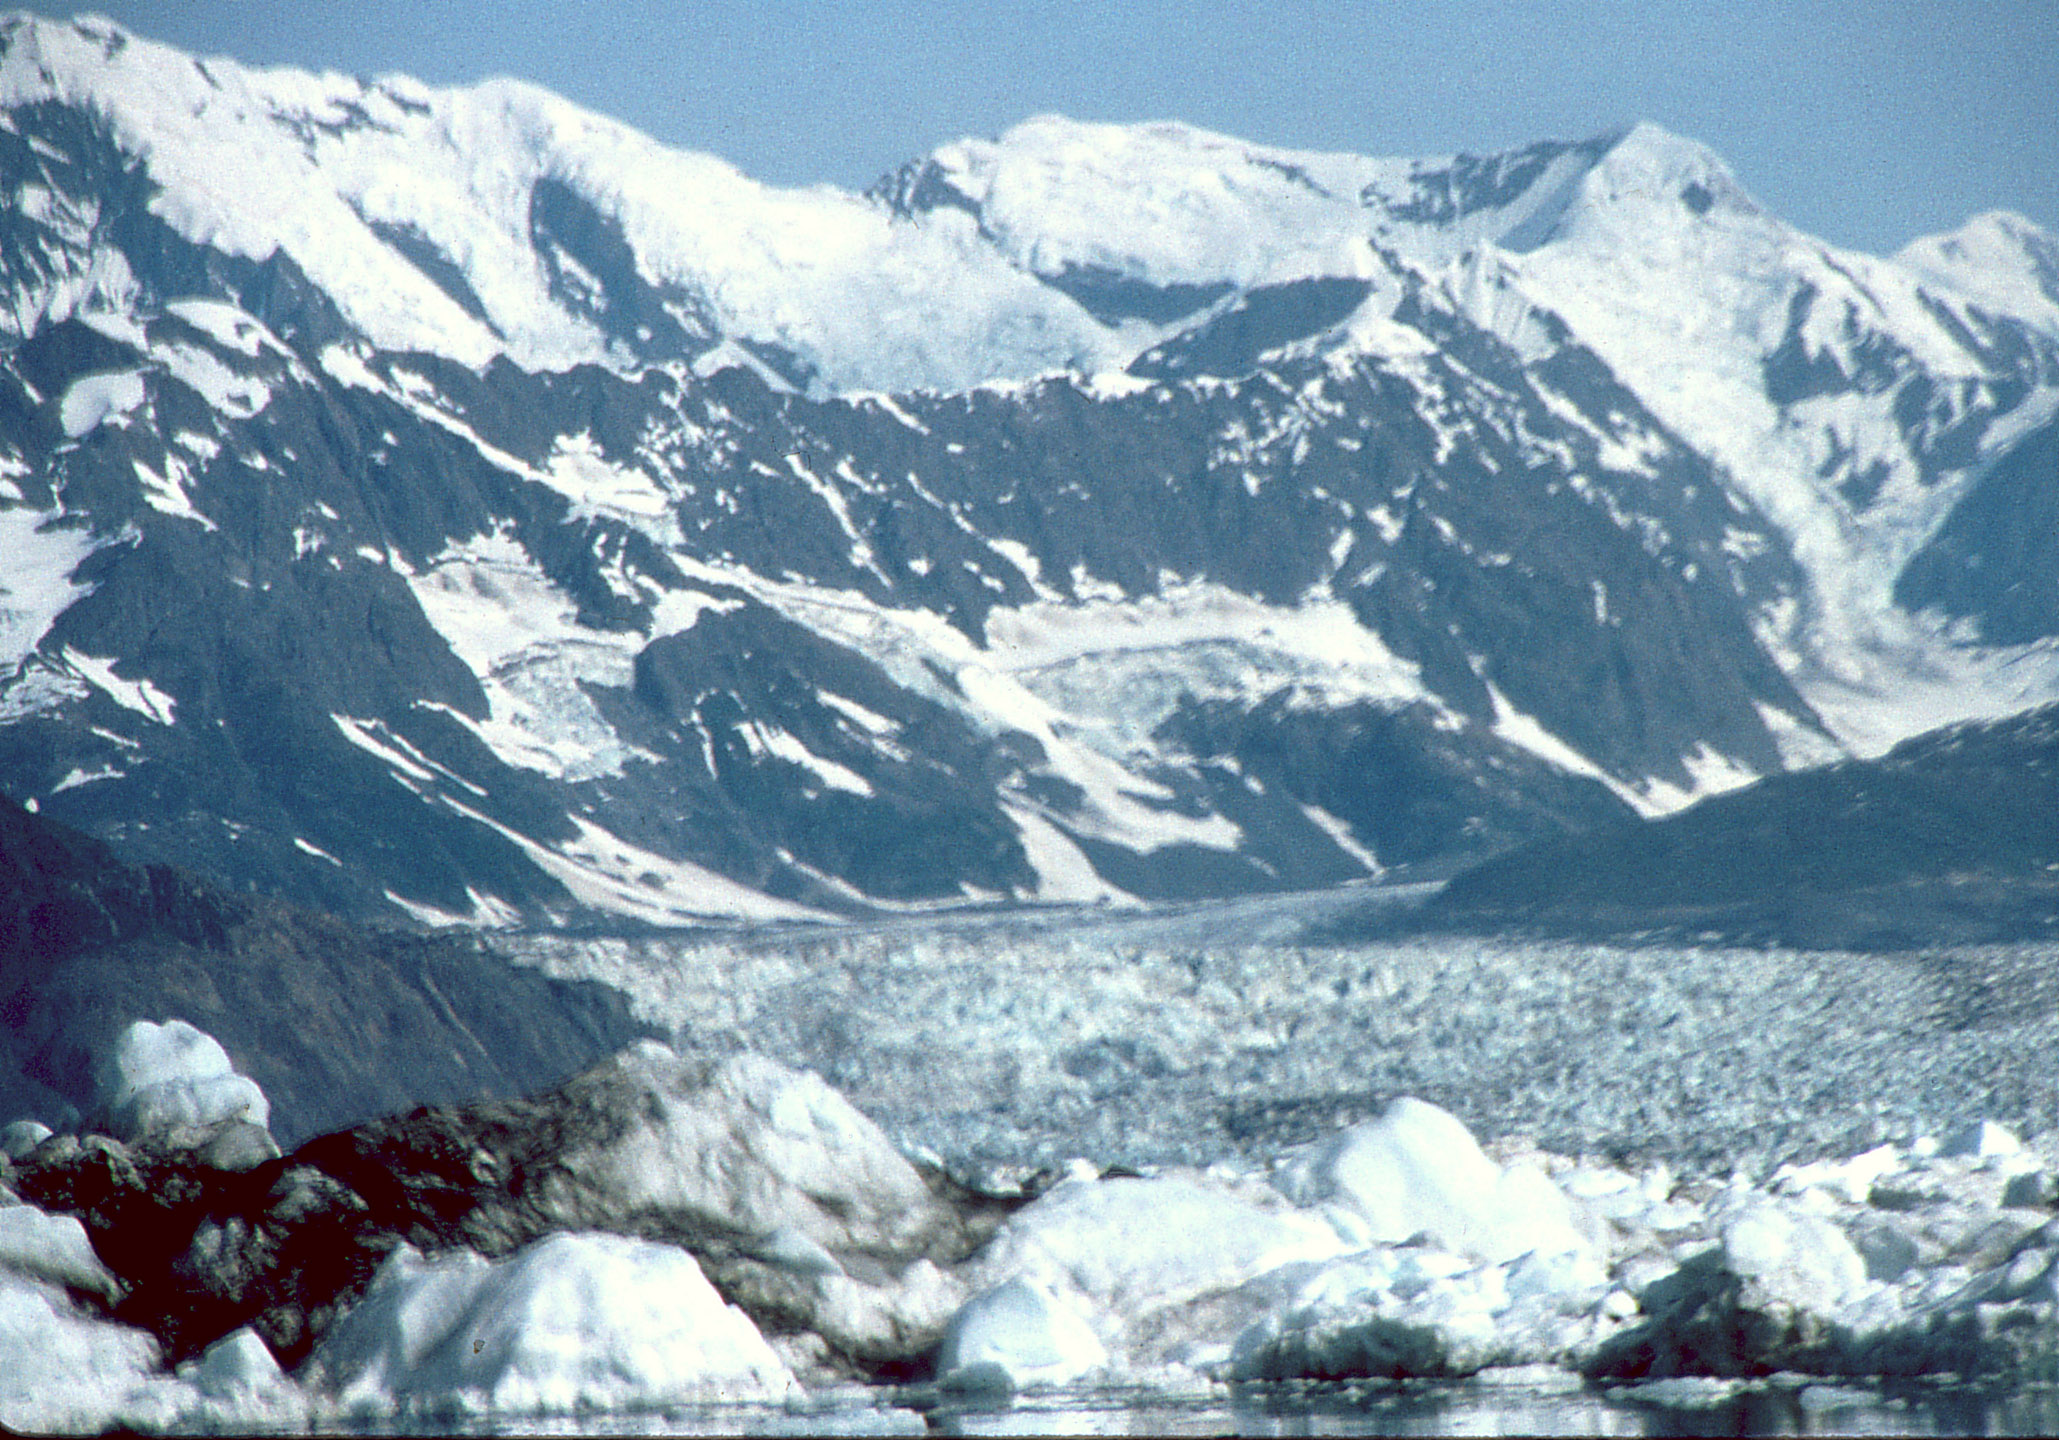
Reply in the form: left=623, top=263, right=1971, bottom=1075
left=3, top=11, right=2059, bottom=1432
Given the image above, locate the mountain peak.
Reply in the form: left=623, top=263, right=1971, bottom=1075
left=1899, top=208, right=2057, bottom=265
left=1584, top=120, right=1755, bottom=219
left=1896, top=208, right=2059, bottom=322
left=889, top=114, right=1387, bottom=291
left=1, top=9, right=127, bottom=51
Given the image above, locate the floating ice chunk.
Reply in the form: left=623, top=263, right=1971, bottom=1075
left=0, top=1270, right=182, bottom=1434
left=1276, top=1099, right=1489, bottom=1239
left=964, top=1170, right=1350, bottom=1328
left=1940, top=1119, right=2024, bottom=1162
left=1559, top=1162, right=1687, bottom=1231
left=1275, top=1098, right=1589, bottom=1265
left=938, top=1277, right=1109, bottom=1391
left=1504, top=1245, right=1609, bottom=1306
left=0, top=1205, right=120, bottom=1303
left=182, top=1327, right=286, bottom=1399
left=196, top=1120, right=282, bottom=1172
left=1847, top=1217, right=1921, bottom=1284
left=1495, top=1163, right=1595, bottom=1260
left=0, top=1121, right=50, bottom=1161
left=2001, top=1170, right=2058, bottom=1210
left=309, top=1232, right=799, bottom=1417
left=1228, top=1220, right=1616, bottom=1386
left=503, top=1043, right=975, bottom=1358
left=581, top=1046, right=949, bottom=1259
left=750, top=1225, right=844, bottom=1277
left=1229, top=1245, right=1510, bottom=1381
left=1233, top=1307, right=1482, bottom=1381
left=95, top=1018, right=235, bottom=1098
left=1719, top=1199, right=1866, bottom=1312
left=1772, top=1144, right=1902, bottom=1206
left=91, top=1019, right=270, bottom=1143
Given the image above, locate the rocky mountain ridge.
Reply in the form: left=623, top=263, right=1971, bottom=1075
left=0, top=13, right=2056, bottom=924
left=0, top=791, right=655, bottom=1142
left=1400, top=702, right=2059, bottom=950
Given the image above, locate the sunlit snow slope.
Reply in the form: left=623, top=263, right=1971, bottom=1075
left=0, top=13, right=2055, bottom=926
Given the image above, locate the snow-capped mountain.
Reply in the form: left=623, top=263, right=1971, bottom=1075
left=1, top=12, right=2056, bottom=927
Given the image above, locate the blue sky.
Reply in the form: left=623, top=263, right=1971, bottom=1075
left=22, top=1, right=2058, bottom=255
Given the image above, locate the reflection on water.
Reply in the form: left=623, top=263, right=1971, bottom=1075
left=280, top=1378, right=2059, bottom=1437
left=915, top=1377, right=2059, bottom=1438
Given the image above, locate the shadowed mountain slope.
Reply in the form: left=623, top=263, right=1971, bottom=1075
left=1395, top=705, right=2059, bottom=950
left=0, top=795, right=656, bottom=1143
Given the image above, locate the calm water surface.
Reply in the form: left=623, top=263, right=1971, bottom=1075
left=922, top=1380, right=2059, bottom=1437
left=301, top=1377, right=2059, bottom=1436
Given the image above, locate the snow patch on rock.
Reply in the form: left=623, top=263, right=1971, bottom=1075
left=57, top=369, right=146, bottom=436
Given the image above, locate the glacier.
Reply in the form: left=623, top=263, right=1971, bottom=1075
left=1, top=959, right=2056, bottom=1431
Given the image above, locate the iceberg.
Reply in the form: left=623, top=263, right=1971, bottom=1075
left=89, top=1019, right=271, bottom=1146
left=0, top=1269, right=183, bottom=1434
left=937, top=1276, right=1108, bottom=1392
left=1274, top=1096, right=1593, bottom=1265
left=4, top=999, right=2057, bottom=1430
left=307, top=1231, right=800, bottom=1417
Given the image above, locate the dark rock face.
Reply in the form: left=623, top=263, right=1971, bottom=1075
left=1036, top=264, right=1232, bottom=327
left=0, top=788, right=240, bottom=961
left=527, top=177, right=716, bottom=360
left=1398, top=704, right=2059, bottom=950
left=0, top=272, right=1827, bottom=920
left=0, top=795, right=657, bottom=1143
left=1159, top=695, right=1628, bottom=871
left=622, top=599, right=1036, bottom=901
left=1384, top=136, right=1614, bottom=233
left=1897, top=414, right=2059, bottom=643
left=11, top=1132, right=383, bottom=1366
left=1128, top=277, right=1377, bottom=378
